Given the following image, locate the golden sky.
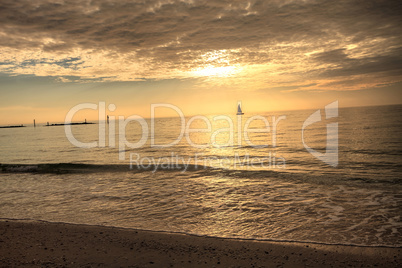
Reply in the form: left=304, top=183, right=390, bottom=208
left=0, top=0, right=401, bottom=124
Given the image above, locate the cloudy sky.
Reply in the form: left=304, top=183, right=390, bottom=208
left=0, top=0, right=401, bottom=123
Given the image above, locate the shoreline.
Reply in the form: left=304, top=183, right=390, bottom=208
left=1, top=218, right=399, bottom=249
left=1, top=219, right=400, bottom=267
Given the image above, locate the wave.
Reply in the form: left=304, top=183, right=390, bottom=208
left=1, top=217, right=400, bottom=248
left=0, top=163, right=214, bottom=173
left=1, top=162, right=401, bottom=187
left=348, top=149, right=402, bottom=156
left=0, top=163, right=130, bottom=174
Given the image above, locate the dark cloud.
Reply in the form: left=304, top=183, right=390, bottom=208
left=18, top=57, right=83, bottom=68
left=314, top=47, right=402, bottom=78
left=262, top=83, right=318, bottom=91
left=313, top=49, right=351, bottom=64
left=1, top=1, right=401, bottom=49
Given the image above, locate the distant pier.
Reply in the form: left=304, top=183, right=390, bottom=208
left=0, top=125, right=25, bottom=129
left=45, top=120, right=95, bottom=127
left=0, top=121, right=95, bottom=129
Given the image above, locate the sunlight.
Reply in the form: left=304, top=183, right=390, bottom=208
left=192, top=65, right=239, bottom=77
left=190, top=49, right=243, bottom=78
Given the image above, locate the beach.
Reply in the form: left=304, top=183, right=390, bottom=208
left=0, top=219, right=400, bottom=267
left=1, top=0, right=401, bottom=266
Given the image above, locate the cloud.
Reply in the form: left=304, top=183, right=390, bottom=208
left=315, top=48, right=402, bottom=76
left=0, top=0, right=401, bottom=89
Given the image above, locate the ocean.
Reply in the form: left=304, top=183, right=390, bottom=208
left=0, top=104, right=401, bottom=247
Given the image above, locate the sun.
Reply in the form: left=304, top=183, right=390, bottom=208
left=192, top=65, right=240, bottom=77
left=190, top=49, right=243, bottom=78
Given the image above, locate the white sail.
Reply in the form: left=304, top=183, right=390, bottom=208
left=237, top=103, right=244, bottom=115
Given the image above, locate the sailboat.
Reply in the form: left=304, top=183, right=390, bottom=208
left=237, top=103, right=244, bottom=115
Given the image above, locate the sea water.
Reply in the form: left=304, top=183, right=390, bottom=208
left=0, top=104, right=401, bottom=246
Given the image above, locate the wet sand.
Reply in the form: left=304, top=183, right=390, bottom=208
left=0, top=219, right=400, bottom=267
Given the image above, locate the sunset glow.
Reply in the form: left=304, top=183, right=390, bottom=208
left=192, top=65, right=240, bottom=77
left=0, top=1, right=402, bottom=262
left=0, top=0, right=401, bottom=124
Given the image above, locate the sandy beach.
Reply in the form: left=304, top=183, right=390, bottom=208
left=0, top=219, right=400, bottom=267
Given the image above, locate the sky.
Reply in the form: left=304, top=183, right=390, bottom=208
left=0, top=0, right=401, bottom=124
